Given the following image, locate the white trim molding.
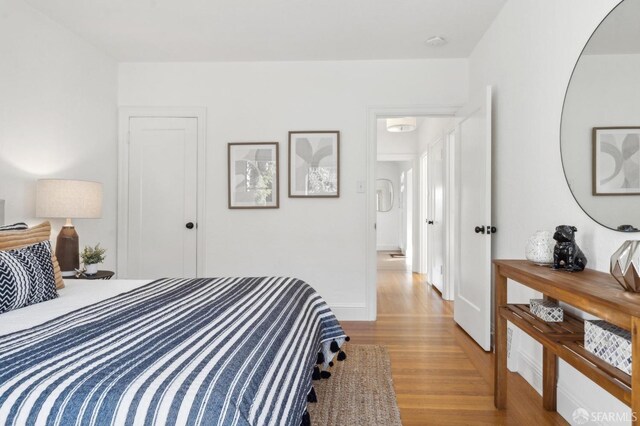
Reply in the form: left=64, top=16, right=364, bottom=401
left=516, top=351, right=609, bottom=426
left=329, top=302, right=368, bottom=321
left=117, top=106, right=207, bottom=279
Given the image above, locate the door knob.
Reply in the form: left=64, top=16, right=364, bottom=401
left=185, top=222, right=195, bottom=229
left=427, top=220, right=434, bottom=225
left=474, top=226, right=485, bottom=234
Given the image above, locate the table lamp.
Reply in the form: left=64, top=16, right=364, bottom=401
left=36, top=179, right=103, bottom=276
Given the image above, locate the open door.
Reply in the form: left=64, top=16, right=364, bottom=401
left=427, top=138, right=445, bottom=293
left=453, top=86, right=493, bottom=351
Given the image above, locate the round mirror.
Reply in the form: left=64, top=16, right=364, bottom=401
left=561, top=0, right=640, bottom=232
left=376, top=179, right=394, bottom=212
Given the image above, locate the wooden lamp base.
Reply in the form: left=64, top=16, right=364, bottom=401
left=56, top=225, right=79, bottom=277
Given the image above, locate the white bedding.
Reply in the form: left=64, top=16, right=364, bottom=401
left=0, top=279, right=151, bottom=335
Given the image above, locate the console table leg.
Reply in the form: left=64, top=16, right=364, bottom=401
left=632, top=317, right=640, bottom=425
left=494, top=268, right=507, bottom=409
left=542, top=347, right=557, bottom=411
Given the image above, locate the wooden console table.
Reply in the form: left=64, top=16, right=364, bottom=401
left=494, top=260, right=640, bottom=423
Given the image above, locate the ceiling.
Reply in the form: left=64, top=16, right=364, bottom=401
left=24, top=0, right=507, bottom=62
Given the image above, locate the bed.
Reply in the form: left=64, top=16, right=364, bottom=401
left=0, top=276, right=347, bottom=426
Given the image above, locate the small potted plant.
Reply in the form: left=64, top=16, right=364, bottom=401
left=81, top=244, right=106, bottom=275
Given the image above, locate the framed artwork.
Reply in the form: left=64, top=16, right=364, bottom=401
left=288, top=131, right=340, bottom=198
left=593, top=127, right=640, bottom=195
left=228, top=142, right=279, bottom=208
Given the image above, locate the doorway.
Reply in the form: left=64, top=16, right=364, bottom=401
left=375, top=160, right=413, bottom=271
left=117, top=107, right=207, bottom=279
left=368, top=91, right=494, bottom=351
left=367, top=106, right=459, bottom=321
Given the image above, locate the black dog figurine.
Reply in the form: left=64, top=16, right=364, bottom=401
left=552, top=225, right=587, bottom=272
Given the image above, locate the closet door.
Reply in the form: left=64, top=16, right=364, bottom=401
left=126, top=117, right=198, bottom=279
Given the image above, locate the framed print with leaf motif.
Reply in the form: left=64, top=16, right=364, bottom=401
left=228, top=142, right=279, bottom=208
left=592, top=127, right=640, bottom=195
left=288, top=131, right=340, bottom=198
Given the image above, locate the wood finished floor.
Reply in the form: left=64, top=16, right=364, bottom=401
left=340, top=253, right=568, bottom=425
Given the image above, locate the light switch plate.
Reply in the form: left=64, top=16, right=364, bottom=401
left=356, top=181, right=366, bottom=193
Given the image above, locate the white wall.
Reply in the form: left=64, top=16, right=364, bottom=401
left=0, top=0, right=118, bottom=270
left=376, top=162, right=401, bottom=251
left=376, top=118, right=420, bottom=257
left=562, top=53, right=640, bottom=229
left=469, top=0, right=629, bottom=423
left=119, top=59, right=468, bottom=319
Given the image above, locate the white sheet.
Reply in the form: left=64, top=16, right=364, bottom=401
left=0, top=279, right=151, bottom=335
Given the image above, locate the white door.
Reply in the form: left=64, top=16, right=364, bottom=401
left=127, top=117, right=198, bottom=279
left=428, top=139, right=445, bottom=293
left=400, top=171, right=407, bottom=254
left=454, top=86, right=493, bottom=351
left=420, top=154, right=428, bottom=274
left=405, top=168, right=413, bottom=265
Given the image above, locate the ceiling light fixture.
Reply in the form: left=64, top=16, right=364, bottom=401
left=425, top=36, right=447, bottom=47
left=387, top=117, right=417, bottom=133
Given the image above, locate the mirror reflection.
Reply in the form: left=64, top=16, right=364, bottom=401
left=561, top=0, right=640, bottom=232
left=376, top=179, right=394, bottom=212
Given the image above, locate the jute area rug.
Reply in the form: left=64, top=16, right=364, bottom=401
left=309, top=344, right=402, bottom=426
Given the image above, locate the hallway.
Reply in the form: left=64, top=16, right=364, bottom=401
left=340, top=253, right=567, bottom=425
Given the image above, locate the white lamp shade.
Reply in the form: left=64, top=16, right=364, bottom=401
left=36, top=179, right=103, bottom=219
left=387, top=117, right=417, bottom=133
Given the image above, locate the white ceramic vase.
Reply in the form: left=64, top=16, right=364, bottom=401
left=525, top=231, right=555, bottom=265
left=85, top=263, right=99, bottom=275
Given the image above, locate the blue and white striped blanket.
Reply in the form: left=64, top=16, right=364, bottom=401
left=0, top=277, right=346, bottom=425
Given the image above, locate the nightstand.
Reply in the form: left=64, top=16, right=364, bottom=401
left=67, top=270, right=115, bottom=280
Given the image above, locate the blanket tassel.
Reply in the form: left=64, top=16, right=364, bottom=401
left=301, top=410, right=311, bottom=426
left=307, top=386, right=317, bottom=403
left=312, top=366, right=321, bottom=380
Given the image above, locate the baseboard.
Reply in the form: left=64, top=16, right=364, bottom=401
left=516, top=350, right=543, bottom=394
left=376, top=245, right=400, bottom=251
left=329, top=302, right=368, bottom=321
left=516, top=350, right=610, bottom=426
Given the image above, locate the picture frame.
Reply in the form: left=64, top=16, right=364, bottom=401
left=288, top=131, right=340, bottom=198
left=228, top=142, right=279, bottom=208
left=592, top=127, right=640, bottom=195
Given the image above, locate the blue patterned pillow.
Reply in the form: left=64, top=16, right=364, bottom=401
left=0, top=241, right=58, bottom=314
